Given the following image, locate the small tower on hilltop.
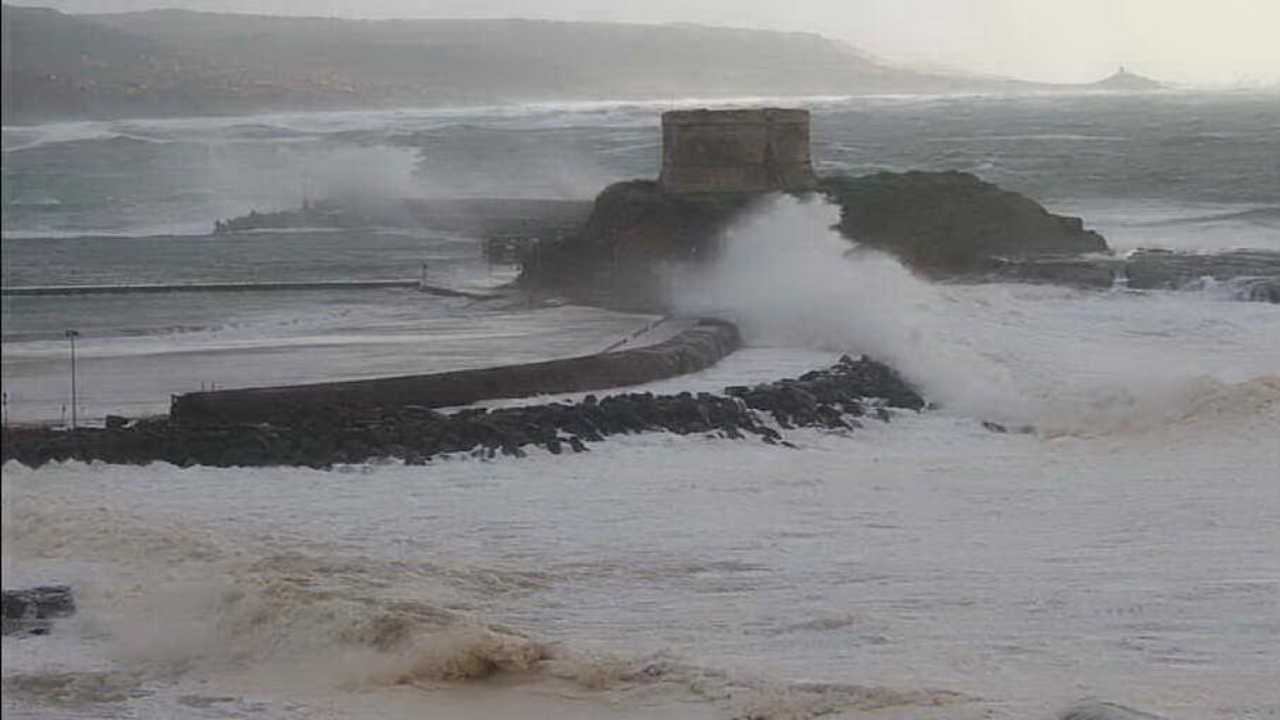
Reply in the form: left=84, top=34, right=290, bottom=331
left=658, top=108, right=818, bottom=194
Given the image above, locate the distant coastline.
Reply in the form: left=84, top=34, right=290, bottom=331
left=1, top=4, right=1176, bottom=124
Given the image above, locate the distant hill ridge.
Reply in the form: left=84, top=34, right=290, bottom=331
left=1, top=5, right=1026, bottom=122
left=1, top=5, right=1152, bottom=123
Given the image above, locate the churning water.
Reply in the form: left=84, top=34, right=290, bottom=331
left=3, top=92, right=1279, bottom=719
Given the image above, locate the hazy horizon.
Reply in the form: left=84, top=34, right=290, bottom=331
left=6, top=0, right=1280, bottom=88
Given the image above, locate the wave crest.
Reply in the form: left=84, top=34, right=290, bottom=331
left=670, top=194, right=1280, bottom=435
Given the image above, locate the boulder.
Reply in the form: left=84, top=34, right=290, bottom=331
left=2, top=585, right=76, bottom=636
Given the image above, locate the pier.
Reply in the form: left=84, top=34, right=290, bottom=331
left=1, top=280, right=501, bottom=300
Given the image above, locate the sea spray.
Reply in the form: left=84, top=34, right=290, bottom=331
left=671, top=194, right=1280, bottom=434
left=670, top=194, right=1031, bottom=422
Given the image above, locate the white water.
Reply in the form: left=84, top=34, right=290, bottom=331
left=5, top=196, right=1280, bottom=719
left=675, top=196, right=1280, bottom=434
left=5, top=93, right=1280, bottom=718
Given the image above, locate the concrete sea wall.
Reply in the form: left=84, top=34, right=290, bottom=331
left=170, top=318, right=741, bottom=426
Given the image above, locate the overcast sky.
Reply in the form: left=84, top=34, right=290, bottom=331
left=16, top=0, right=1280, bottom=86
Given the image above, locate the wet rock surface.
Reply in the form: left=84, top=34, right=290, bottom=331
left=2, top=586, right=76, bottom=636
left=524, top=171, right=1117, bottom=309
left=823, top=171, right=1108, bottom=272
left=2, top=355, right=923, bottom=470
left=524, top=179, right=761, bottom=309
left=975, top=248, right=1280, bottom=302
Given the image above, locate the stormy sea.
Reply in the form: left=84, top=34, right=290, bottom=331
left=3, top=91, right=1279, bottom=719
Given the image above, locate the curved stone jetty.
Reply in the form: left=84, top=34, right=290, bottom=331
left=1, top=280, right=502, bottom=300
left=170, top=318, right=741, bottom=426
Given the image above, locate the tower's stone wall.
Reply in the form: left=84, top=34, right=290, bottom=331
left=659, top=108, right=817, bottom=194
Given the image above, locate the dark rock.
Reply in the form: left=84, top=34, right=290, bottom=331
left=979, top=255, right=1120, bottom=289
left=1, top=355, right=925, bottom=469
left=1058, top=701, right=1165, bottom=720
left=1125, top=249, right=1280, bottom=295
left=976, top=248, right=1280, bottom=301
left=1242, top=277, right=1280, bottom=303
left=822, top=171, right=1108, bottom=273
left=523, top=169, right=1114, bottom=309
left=524, top=179, right=759, bottom=308
left=2, top=586, right=75, bottom=636
left=981, top=420, right=1008, bottom=433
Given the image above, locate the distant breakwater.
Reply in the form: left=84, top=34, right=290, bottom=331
left=1, top=280, right=499, bottom=300
left=1, top=354, right=924, bottom=469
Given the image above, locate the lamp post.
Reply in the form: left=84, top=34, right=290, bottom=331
left=65, top=329, right=79, bottom=430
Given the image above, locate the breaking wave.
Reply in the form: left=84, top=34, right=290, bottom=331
left=671, top=194, right=1280, bottom=435
left=1, top=483, right=969, bottom=720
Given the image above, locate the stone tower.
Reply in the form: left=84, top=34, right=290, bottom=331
left=658, top=108, right=817, bottom=194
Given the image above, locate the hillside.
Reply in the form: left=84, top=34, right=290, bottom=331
left=2, top=5, right=1018, bottom=123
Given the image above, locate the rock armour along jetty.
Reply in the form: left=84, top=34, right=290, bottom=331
left=1, top=355, right=923, bottom=469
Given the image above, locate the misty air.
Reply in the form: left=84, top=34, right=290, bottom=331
left=2, top=3, right=1278, bottom=719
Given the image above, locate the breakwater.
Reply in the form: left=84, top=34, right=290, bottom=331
left=215, top=198, right=593, bottom=237
left=1, top=280, right=499, bottom=299
left=169, top=318, right=740, bottom=426
left=2, top=354, right=923, bottom=469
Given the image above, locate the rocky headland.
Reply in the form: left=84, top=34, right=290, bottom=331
left=520, top=170, right=1276, bottom=306
left=520, top=170, right=1111, bottom=308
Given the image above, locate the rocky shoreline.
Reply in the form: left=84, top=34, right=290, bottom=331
left=519, top=170, right=1277, bottom=307
left=1, top=355, right=923, bottom=470
left=974, top=248, right=1280, bottom=301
